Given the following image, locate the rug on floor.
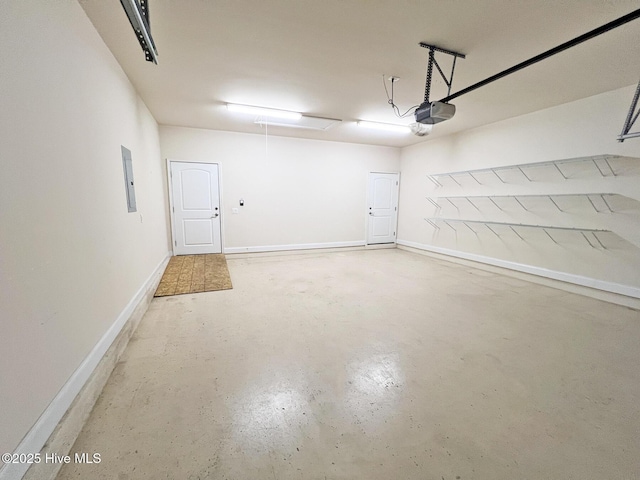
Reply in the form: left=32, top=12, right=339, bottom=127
left=154, top=254, right=233, bottom=296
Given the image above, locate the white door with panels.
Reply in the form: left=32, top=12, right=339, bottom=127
left=170, top=162, right=222, bottom=255
left=367, top=172, right=399, bottom=244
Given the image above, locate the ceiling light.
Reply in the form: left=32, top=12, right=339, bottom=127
left=255, top=115, right=341, bottom=131
left=357, top=121, right=410, bottom=134
left=409, top=122, right=433, bottom=137
left=226, top=103, right=302, bottom=120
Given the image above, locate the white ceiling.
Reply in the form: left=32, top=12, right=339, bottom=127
left=79, top=1, right=640, bottom=148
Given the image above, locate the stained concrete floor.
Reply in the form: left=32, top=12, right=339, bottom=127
left=57, top=249, right=640, bottom=480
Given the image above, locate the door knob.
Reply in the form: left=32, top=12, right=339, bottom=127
left=211, top=213, right=219, bottom=218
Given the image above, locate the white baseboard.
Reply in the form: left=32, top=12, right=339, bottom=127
left=224, top=240, right=366, bottom=254
left=397, top=240, right=640, bottom=306
left=0, top=253, right=171, bottom=480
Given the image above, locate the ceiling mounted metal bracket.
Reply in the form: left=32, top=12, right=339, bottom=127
left=438, top=8, right=640, bottom=104
left=419, top=43, right=466, bottom=103
left=120, top=0, right=158, bottom=64
left=619, top=79, right=640, bottom=142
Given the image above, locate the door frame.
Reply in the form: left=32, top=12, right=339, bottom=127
left=365, top=171, right=400, bottom=245
left=166, top=159, right=225, bottom=255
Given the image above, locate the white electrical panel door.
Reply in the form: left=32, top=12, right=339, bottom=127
left=170, top=162, right=221, bottom=255
left=121, top=146, right=137, bottom=212
left=367, top=172, right=399, bottom=244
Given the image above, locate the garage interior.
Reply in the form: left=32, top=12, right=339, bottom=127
left=1, top=2, right=639, bottom=479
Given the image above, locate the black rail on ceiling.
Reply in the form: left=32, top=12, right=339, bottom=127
left=439, top=8, right=640, bottom=104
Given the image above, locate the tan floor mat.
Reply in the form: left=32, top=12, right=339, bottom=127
left=154, top=254, right=232, bottom=296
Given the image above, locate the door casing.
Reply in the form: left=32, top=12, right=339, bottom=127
left=366, top=172, right=400, bottom=245
left=167, top=159, right=224, bottom=255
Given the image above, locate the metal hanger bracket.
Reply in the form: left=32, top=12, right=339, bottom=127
left=619, top=79, right=640, bottom=142
left=419, top=43, right=466, bottom=103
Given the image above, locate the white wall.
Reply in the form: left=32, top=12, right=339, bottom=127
left=398, top=85, right=640, bottom=294
left=0, top=0, right=170, bottom=466
left=160, top=127, right=401, bottom=252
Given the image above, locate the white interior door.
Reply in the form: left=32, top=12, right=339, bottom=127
left=170, top=162, right=221, bottom=255
left=367, top=172, right=399, bottom=245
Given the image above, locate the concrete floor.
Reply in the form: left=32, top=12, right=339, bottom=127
left=57, top=249, right=640, bottom=480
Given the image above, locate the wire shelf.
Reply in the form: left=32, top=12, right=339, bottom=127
left=424, top=217, right=610, bottom=249
left=426, top=155, right=621, bottom=187
left=426, top=193, right=622, bottom=213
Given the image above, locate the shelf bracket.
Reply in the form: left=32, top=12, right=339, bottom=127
left=462, top=221, right=478, bottom=235
left=443, top=219, right=457, bottom=231
left=425, top=218, right=440, bottom=229
left=592, top=231, right=607, bottom=249
left=485, top=224, right=501, bottom=237
left=509, top=225, right=525, bottom=241
left=487, top=197, right=504, bottom=211
left=447, top=174, right=462, bottom=186
left=426, top=197, right=441, bottom=210
left=467, top=172, right=483, bottom=185
left=427, top=175, right=443, bottom=187
left=513, top=196, right=529, bottom=211
left=585, top=195, right=601, bottom=213
left=591, top=156, right=616, bottom=177
left=542, top=228, right=559, bottom=244
left=553, top=162, right=569, bottom=180
left=581, top=231, right=597, bottom=248
left=465, top=197, right=481, bottom=211
left=600, top=194, right=615, bottom=213
left=517, top=166, right=533, bottom=182
left=491, top=168, right=507, bottom=183
left=591, top=158, right=607, bottom=177
left=444, top=197, right=460, bottom=210
left=602, top=156, right=617, bottom=177
left=547, top=196, right=563, bottom=212
left=585, top=194, right=614, bottom=214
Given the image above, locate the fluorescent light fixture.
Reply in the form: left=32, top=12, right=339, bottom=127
left=254, top=115, right=341, bottom=131
left=226, top=103, right=302, bottom=120
left=357, top=121, right=410, bottom=134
